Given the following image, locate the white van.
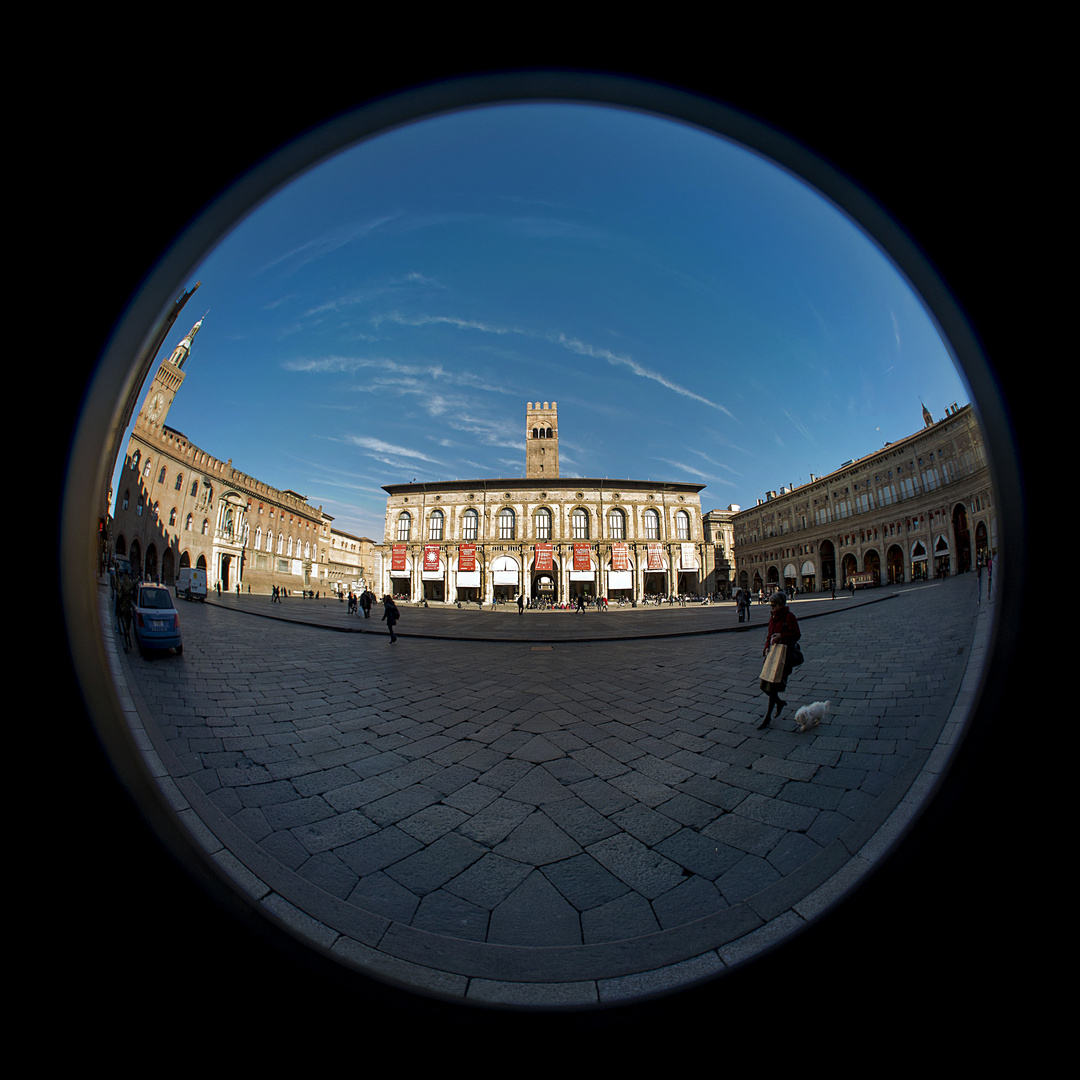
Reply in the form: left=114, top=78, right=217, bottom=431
left=176, top=567, right=208, bottom=601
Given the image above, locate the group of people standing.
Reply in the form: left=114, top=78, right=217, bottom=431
left=347, top=590, right=377, bottom=618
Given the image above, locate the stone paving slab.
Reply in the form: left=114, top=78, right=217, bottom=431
left=101, top=575, right=991, bottom=1007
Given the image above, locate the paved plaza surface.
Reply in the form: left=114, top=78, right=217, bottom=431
left=102, top=577, right=992, bottom=1009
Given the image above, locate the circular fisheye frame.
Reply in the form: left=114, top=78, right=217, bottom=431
left=63, top=71, right=1021, bottom=1013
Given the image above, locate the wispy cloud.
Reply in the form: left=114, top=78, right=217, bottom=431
left=688, top=448, right=743, bottom=477
left=259, top=215, right=397, bottom=274
left=783, top=410, right=814, bottom=442
left=549, top=333, right=738, bottom=420
left=373, top=310, right=526, bottom=336
left=658, top=457, right=737, bottom=488
left=345, top=435, right=443, bottom=465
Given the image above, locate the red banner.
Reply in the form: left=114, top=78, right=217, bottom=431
left=573, top=544, right=592, bottom=571
left=647, top=543, right=664, bottom=569
left=458, top=544, right=476, bottom=571
left=423, top=544, right=441, bottom=572
left=534, top=543, right=553, bottom=571
left=611, top=542, right=629, bottom=570
left=392, top=543, right=407, bottom=571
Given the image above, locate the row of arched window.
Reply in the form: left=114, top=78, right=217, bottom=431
left=250, top=526, right=310, bottom=559
left=395, top=506, right=693, bottom=543
left=131, top=450, right=201, bottom=498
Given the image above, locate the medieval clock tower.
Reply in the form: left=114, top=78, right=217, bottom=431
left=139, top=317, right=203, bottom=433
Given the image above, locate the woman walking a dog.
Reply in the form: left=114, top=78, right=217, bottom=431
left=758, top=592, right=801, bottom=729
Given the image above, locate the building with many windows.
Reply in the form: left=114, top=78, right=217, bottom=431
left=731, top=403, right=996, bottom=595
left=109, top=320, right=350, bottom=595
left=703, top=505, right=740, bottom=598
left=381, top=402, right=711, bottom=604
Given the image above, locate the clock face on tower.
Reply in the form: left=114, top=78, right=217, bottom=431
left=147, top=391, right=166, bottom=423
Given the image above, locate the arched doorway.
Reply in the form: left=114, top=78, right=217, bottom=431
left=162, top=548, right=176, bottom=587
left=933, top=534, right=951, bottom=577
left=766, top=566, right=779, bottom=591
left=975, top=521, right=988, bottom=563
left=819, top=539, right=836, bottom=592
left=179, top=550, right=191, bottom=570
left=783, top=562, right=797, bottom=592
left=886, top=544, right=904, bottom=584
left=144, top=543, right=159, bottom=583
left=911, top=540, right=928, bottom=581
left=422, top=553, right=446, bottom=602
left=841, top=552, right=858, bottom=586
left=606, top=554, right=633, bottom=604
left=864, top=549, right=881, bottom=585
left=221, top=554, right=232, bottom=592
left=129, top=538, right=142, bottom=580
left=491, top=555, right=520, bottom=602
left=800, top=559, right=816, bottom=592
left=952, top=503, right=971, bottom=572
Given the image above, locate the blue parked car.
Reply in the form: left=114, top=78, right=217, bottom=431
left=133, top=584, right=183, bottom=657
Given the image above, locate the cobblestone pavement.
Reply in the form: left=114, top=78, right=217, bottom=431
left=103, top=576, right=991, bottom=1008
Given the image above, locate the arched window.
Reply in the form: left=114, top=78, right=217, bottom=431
left=277, top=532, right=284, bottom=554
left=534, top=507, right=552, bottom=540
left=397, top=512, right=412, bottom=542
left=644, top=508, right=661, bottom=540
left=169, top=507, right=177, bottom=526
left=288, top=536, right=294, bottom=557
left=158, top=466, right=167, bottom=484
left=143, top=459, right=152, bottom=478
left=202, top=519, right=209, bottom=535
left=462, top=508, right=478, bottom=541
left=175, top=473, right=184, bottom=491
left=498, top=507, right=516, bottom=540
left=676, top=510, right=691, bottom=541
left=608, top=508, right=626, bottom=540
left=136, top=497, right=144, bottom=517
left=122, top=489, right=130, bottom=511
left=572, top=508, right=589, bottom=540
left=304, top=541, right=310, bottom=559
left=190, top=481, right=199, bottom=497
left=255, top=527, right=262, bottom=550
left=151, top=501, right=159, bottom=519
left=185, top=514, right=193, bottom=531
left=131, top=450, right=140, bottom=471
left=429, top=509, right=444, bottom=541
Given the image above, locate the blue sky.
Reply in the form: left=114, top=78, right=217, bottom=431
left=116, top=103, right=968, bottom=540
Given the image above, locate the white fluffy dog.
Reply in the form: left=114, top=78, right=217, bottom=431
left=793, top=700, right=829, bottom=733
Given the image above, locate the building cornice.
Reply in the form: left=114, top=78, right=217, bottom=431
left=382, top=477, right=706, bottom=497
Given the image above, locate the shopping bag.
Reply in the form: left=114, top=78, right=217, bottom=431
left=760, top=643, right=787, bottom=683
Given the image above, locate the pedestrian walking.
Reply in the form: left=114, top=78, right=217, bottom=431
left=517, top=593, right=524, bottom=614
left=382, top=596, right=400, bottom=643
left=757, top=592, right=801, bottom=730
